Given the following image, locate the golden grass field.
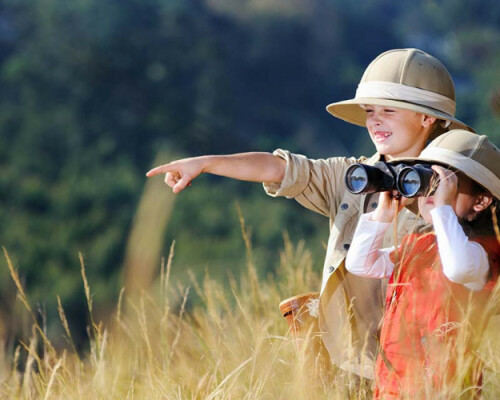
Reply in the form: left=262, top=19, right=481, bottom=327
left=1, top=219, right=500, bottom=399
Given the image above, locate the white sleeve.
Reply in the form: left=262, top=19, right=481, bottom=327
left=345, top=212, right=395, bottom=279
left=430, top=205, right=490, bottom=291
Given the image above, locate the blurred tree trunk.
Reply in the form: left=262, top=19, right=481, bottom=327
left=123, top=151, right=176, bottom=294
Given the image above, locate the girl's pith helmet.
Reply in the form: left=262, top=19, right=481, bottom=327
left=396, top=129, right=500, bottom=200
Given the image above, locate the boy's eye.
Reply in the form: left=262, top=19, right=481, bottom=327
left=383, top=108, right=395, bottom=113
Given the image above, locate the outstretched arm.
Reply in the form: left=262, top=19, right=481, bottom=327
left=146, top=152, right=286, bottom=193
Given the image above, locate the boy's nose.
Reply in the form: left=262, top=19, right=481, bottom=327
left=369, top=115, right=382, bottom=126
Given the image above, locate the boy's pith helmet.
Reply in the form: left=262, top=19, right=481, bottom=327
left=396, top=129, right=500, bottom=199
left=327, top=48, right=472, bottom=132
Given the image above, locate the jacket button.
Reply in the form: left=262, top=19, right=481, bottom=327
left=371, top=202, right=378, bottom=208
left=340, top=203, right=348, bottom=210
left=344, top=243, right=350, bottom=250
left=328, top=266, right=335, bottom=273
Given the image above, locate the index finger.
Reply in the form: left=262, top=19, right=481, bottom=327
left=431, top=165, right=453, bottom=179
left=146, top=163, right=175, bottom=177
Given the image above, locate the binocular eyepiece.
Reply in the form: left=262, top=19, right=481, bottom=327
left=345, top=162, right=436, bottom=198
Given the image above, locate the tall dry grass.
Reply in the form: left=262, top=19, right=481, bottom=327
left=0, top=220, right=500, bottom=399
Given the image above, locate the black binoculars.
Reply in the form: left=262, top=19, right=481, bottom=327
left=344, top=162, right=436, bottom=198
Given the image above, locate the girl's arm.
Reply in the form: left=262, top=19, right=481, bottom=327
left=345, top=212, right=395, bottom=278
left=431, top=165, right=490, bottom=291
left=431, top=206, right=489, bottom=291
left=346, top=191, right=404, bottom=278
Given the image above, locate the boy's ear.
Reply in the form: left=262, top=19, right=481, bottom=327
left=422, top=115, right=437, bottom=128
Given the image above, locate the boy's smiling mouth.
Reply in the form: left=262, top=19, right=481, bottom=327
left=373, top=131, right=392, bottom=141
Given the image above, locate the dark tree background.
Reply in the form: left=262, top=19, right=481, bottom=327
left=0, top=0, right=499, bottom=345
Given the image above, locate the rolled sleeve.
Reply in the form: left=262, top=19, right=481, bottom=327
left=263, top=149, right=311, bottom=198
left=264, top=149, right=365, bottom=219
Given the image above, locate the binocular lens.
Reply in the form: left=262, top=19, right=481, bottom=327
left=396, top=165, right=435, bottom=197
left=346, top=165, right=368, bottom=193
left=399, top=169, right=421, bottom=197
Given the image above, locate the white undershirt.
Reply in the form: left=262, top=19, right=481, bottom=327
left=345, top=205, right=490, bottom=291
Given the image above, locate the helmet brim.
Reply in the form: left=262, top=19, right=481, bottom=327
left=326, top=98, right=474, bottom=133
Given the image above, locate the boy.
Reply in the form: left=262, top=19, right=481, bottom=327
left=147, top=49, right=472, bottom=378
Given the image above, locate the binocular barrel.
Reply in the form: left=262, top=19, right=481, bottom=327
left=344, top=162, right=396, bottom=194
left=345, top=162, right=435, bottom=198
left=396, top=165, right=435, bottom=197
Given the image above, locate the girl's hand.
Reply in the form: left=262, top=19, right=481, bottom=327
left=431, top=165, right=458, bottom=207
left=371, top=191, right=408, bottom=223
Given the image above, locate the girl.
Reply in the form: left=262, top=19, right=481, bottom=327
left=346, top=129, right=500, bottom=398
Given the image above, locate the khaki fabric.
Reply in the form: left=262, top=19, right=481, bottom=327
left=264, top=149, right=426, bottom=379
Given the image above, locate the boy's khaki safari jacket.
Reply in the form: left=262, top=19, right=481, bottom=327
left=264, top=149, right=425, bottom=379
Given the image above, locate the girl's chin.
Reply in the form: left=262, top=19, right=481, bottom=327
left=419, top=207, right=434, bottom=224
left=418, top=214, right=431, bottom=224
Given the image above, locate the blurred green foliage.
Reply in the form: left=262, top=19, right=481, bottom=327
left=0, top=0, right=499, bottom=344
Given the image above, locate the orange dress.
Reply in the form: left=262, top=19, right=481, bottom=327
left=374, top=233, right=499, bottom=399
